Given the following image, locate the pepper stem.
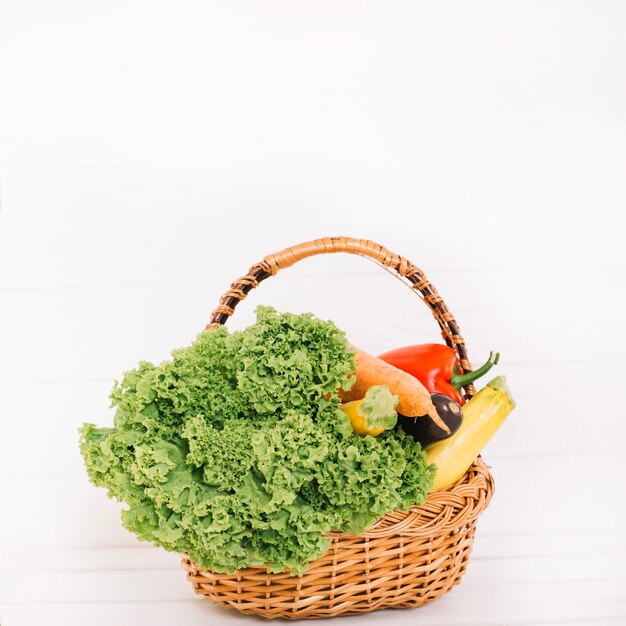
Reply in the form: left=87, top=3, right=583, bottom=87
left=451, top=351, right=500, bottom=389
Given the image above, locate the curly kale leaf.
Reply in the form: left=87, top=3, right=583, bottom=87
left=80, top=306, right=434, bottom=575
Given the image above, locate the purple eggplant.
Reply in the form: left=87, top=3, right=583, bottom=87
left=397, top=393, right=463, bottom=446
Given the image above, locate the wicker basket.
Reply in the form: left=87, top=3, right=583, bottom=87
left=182, top=236, right=495, bottom=619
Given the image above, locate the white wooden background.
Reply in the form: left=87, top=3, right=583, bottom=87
left=1, top=2, right=626, bottom=625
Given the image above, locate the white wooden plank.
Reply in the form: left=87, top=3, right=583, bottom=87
left=478, top=454, right=626, bottom=537
left=4, top=528, right=624, bottom=574
left=3, top=531, right=625, bottom=622
left=0, top=359, right=623, bottom=478
left=3, top=529, right=624, bottom=582
left=0, top=200, right=625, bottom=294
left=1, top=453, right=624, bottom=555
left=4, top=548, right=624, bottom=605
left=1, top=266, right=624, bottom=390
left=474, top=529, right=626, bottom=559
left=0, top=0, right=625, bottom=301
left=2, top=546, right=180, bottom=574
left=2, top=568, right=193, bottom=605
left=2, top=581, right=625, bottom=626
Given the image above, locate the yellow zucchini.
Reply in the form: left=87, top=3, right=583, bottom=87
left=426, top=376, right=515, bottom=490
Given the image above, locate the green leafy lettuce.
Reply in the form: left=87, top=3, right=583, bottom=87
left=357, top=385, right=399, bottom=432
left=80, top=306, right=435, bottom=574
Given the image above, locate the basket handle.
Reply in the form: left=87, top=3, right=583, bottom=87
left=206, top=236, right=476, bottom=398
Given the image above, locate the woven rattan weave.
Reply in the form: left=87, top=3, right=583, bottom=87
left=182, top=237, right=495, bottom=619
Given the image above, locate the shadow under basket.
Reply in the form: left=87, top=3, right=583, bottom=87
left=180, top=237, right=497, bottom=619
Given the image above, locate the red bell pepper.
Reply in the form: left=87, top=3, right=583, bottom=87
left=378, top=343, right=499, bottom=405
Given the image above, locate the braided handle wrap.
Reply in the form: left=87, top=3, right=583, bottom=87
left=206, top=236, right=475, bottom=398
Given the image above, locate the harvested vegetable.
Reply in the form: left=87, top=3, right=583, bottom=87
left=80, top=307, right=435, bottom=575
left=378, top=343, right=500, bottom=405
left=339, top=346, right=448, bottom=432
left=426, top=376, right=515, bottom=490
left=398, top=393, right=463, bottom=446
left=340, top=385, right=399, bottom=437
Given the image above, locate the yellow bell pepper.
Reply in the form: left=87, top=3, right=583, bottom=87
left=426, top=375, right=515, bottom=490
left=340, top=385, right=399, bottom=437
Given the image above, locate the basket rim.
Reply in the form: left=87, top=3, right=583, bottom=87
left=340, top=455, right=494, bottom=538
